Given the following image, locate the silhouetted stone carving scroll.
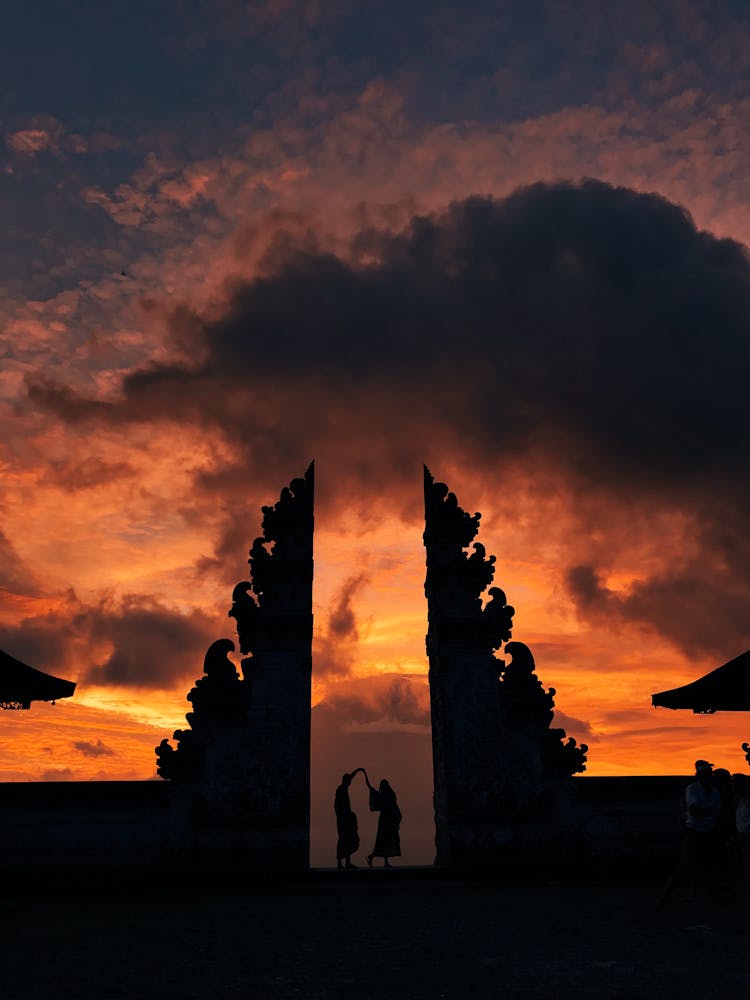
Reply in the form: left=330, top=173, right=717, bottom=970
left=156, top=463, right=314, bottom=866
left=230, top=471, right=314, bottom=643
left=502, top=642, right=588, bottom=776
left=156, top=639, right=253, bottom=782
left=424, top=465, right=587, bottom=864
left=482, top=587, right=515, bottom=651
left=156, top=728, right=204, bottom=783
left=187, top=639, right=251, bottom=728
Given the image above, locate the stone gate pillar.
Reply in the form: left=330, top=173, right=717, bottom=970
left=423, top=467, right=587, bottom=866
left=157, top=463, right=314, bottom=867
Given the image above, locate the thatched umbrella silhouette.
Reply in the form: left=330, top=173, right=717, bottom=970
left=652, top=650, right=750, bottom=714
left=0, top=647, right=76, bottom=710
left=653, top=650, right=750, bottom=767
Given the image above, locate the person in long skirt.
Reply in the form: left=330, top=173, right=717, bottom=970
left=363, top=771, right=402, bottom=867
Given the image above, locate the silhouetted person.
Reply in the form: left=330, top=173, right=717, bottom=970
left=713, top=766, right=738, bottom=887
left=656, top=759, right=724, bottom=909
left=363, top=772, right=402, bottom=867
left=733, top=773, right=750, bottom=887
left=334, top=770, right=361, bottom=869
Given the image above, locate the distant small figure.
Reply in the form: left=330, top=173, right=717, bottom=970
left=713, top=766, right=739, bottom=888
left=334, top=770, right=362, bottom=869
left=363, top=771, right=402, bottom=868
left=733, top=772, right=750, bottom=886
left=712, top=767, right=735, bottom=837
left=655, top=758, right=725, bottom=909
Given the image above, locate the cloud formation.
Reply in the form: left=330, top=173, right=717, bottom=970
left=30, top=180, right=749, bottom=488
left=82, top=595, right=221, bottom=688
left=0, top=592, right=221, bottom=690
left=319, top=674, right=431, bottom=730
left=28, top=179, right=750, bottom=655
left=73, top=738, right=115, bottom=757
left=0, top=530, right=38, bottom=594
left=40, top=768, right=73, bottom=781
left=314, top=573, right=372, bottom=679
left=567, top=559, right=750, bottom=660
left=328, top=572, right=369, bottom=640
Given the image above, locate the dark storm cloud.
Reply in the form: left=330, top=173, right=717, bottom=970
left=27, top=179, right=750, bottom=652
left=375, top=676, right=430, bottom=727
left=567, top=562, right=750, bottom=660
left=73, top=738, right=115, bottom=757
left=314, top=575, right=371, bottom=678
left=328, top=573, right=370, bottom=640
left=551, top=710, right=594, bottom=742
left=29, top=180, right=750, bottom=490
left=43, top=457, right=136, bottom=491
left=318, top=675, right=431, bottom=728
left=0, top=612, right=71, bottom=674
left=40, top=768, right=73, bottom=781
left=0, top=529, right=38, bottom=593
left=193, top=514, right=256, bottom=585
left=81, top=596, right=222, bottom=688
left=0, top=594, right=222, bottom=689
left=5, top=2, right=747, bottom=127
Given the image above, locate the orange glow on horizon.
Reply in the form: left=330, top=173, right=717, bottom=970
left=3, top=497, right=749, bottom=786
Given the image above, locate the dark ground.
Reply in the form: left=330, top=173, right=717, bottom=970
left=3, top=868, right=749, bottom=999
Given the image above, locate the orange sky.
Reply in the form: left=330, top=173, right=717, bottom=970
left=2, top=469, right=749, bottom=777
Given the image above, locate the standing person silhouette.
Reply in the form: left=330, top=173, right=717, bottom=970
left=334, top=770, right=362, bottom=869
left=363, top=770, right=402, bottom=868
left=655, top=758, right=724, bottom=908
left=733, top=773, right=750, bottom=887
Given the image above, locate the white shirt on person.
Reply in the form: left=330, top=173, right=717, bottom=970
left=684, top=780, right=720, bottom=833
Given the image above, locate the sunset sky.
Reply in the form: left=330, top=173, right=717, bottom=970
left=2, top=1, right=750, bottom=863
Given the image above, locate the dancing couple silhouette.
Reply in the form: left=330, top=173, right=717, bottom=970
left=334, top=768, right=402, bottom=869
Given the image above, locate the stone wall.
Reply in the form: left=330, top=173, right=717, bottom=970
left=570, top=775, right=687, bottom=864
left=0, top=781, right=170, bottom=870
left=0, top=776, right=690, bottom=875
